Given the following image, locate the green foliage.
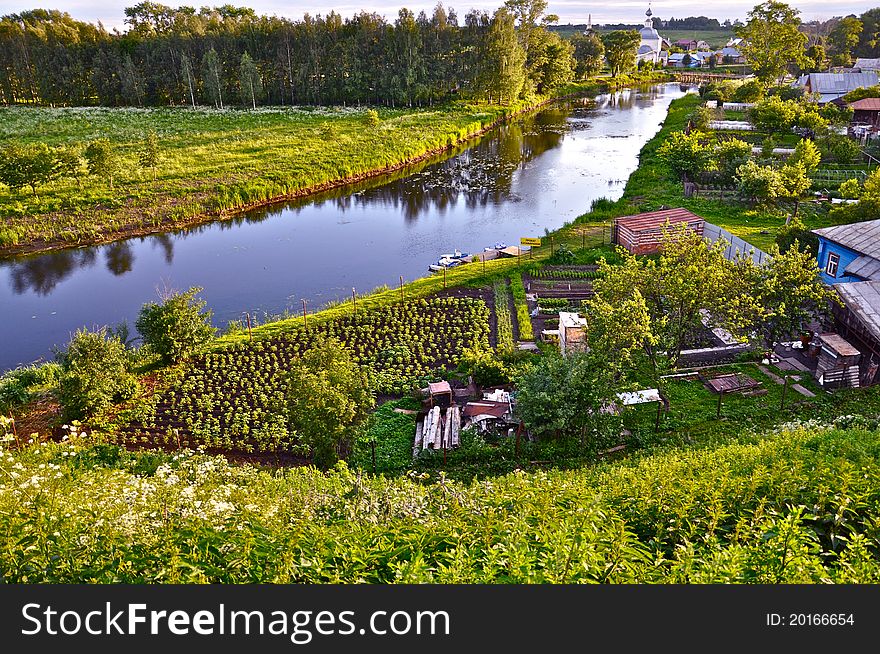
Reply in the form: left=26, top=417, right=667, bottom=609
left=515, top=351, right=619, bottom=446
left=570, top=31, right=604, bottom=79
left=602, top=30, right=640, bottom=77
left=737, top=1, right=807, bottom=84
left=736, top=159, right=784, bottom=205
left=4, top=424, right=880, bottom=582
left=238, top=52, right=263, bottom=109
left=351, top=399, right=419, bottom=474
left=478, top=9, right=527, bottom=103
left=56, top=328, right=138, bottom=421
left=656, top=130, right=712, bottom=180
left=458, top=346, right=512, bottom=387
left=138, top=130, right=160, bottom=179
left=842, top=85, right=880, bottom=103
left=816, top=131, right=862, bottom=164
left=748, top=95, right=798, bottom=136
left=713, top=137, right=752, bottom=183
left=0, top=142, right=61, bottom=196
left=84, top=138, right=120, bottom=189
left=0, top=363, right=61, bottom=413
left=775, top=216, right=819, bottom=255
left=839, top=177, right=862, bottom=199
left=136, top=287, right=216, bottom=364
left=510, top=274, right=533, bottom=340
left=789, top=138, right=820, bottom=174
left=364, top=109, right=380, bottom=127
left=493, top=280, right=515, bottom=352
left=285, top=337, right=375, bottom=468
left=733, top=79, right=765, bottom=103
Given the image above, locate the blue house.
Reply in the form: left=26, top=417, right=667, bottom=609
left=813, top=220, right=880, bottom=285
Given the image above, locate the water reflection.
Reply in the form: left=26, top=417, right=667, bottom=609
left=0, top=84, right=690, bottom=370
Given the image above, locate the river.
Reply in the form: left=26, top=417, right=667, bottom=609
left=0, top=82, right=689, bottom=371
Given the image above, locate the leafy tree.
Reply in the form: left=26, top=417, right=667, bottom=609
left=602, top=30, right=640, bottom=77
left=736, top=160, right=784, bottom=205
left=816, top=130, right=862, bottom=163
left=54, top=146, right=85, bottom=187
left=285, top=337, right=374, bottom=468
left=180, top=53, right=196, bottom=108
left=138, top=130, right=160, bottom=180
left=839, top=177, right=862, bottom=199
left=84, top=139, right=120, bottom=190
left=743, top=244, right=835, bottom=350
left=57, top=328, right=138, bottom=421
left=239, top=52, right=262, bottom=109
left=803, top=43, right=829, bottom=73
left=749, top=96, right=798, bottom=137
left=657, top=130, right=712, bottom=180
left=737, top=1, right=807, bottom=84
left=0, top=143, right=59, bottom=197
left=135, top=286, right=216, bottom=364
left=570, top=31, right=604, bottom=79
left=477, top=8, right=527, bottom=103
left=202, top=47, right=224, bottom=109
left=530, top=30, right=575, bottom=94
left=775, top=216, right=819, bottom=255
left=828, top=16, right=863, bottom=66
left=732, top=79, right=765, bottom=103
left=592, top=228, right=743, bottom=372
left=585, top=288, right=654, bottom=380
left=788, top=138, right=820, bottom=174
left=514, top=352, right=619, bottom=447
left=778, top=162, right=812, bottom=221
left=713, top=138, right=753, bottom=184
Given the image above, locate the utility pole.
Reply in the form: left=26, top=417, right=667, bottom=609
left=302, top=299, right=307, bottom=329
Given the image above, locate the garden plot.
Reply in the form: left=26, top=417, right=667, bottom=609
left=118, top=296, right=490, bottom=455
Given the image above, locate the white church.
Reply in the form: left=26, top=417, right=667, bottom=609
left=636, top=6, right=668, bottom=66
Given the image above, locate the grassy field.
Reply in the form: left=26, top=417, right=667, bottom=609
left=0, top=73, right=669, bottom=255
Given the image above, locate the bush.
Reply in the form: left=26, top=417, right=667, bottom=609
left=57, top=328, right=138, bottom=421
left=136, top=287, right=216, bottom=364
left=816, top=132, right=862, bottom=164
left=839, top=178, right=861, bottom=199
left=732, top=79, right=764, bottom=103
left=775, top=217, right=819, bottom=256
left=0, top=363, right=61, bottom=413
left=364, top=109, right=380, bottom=127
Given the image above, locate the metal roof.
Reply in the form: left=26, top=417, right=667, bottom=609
left=849, top=98, right=880, bottom=111
left=462, top=401, right=508, bottom=419
left=428, top=381, right=452, bottom=395
left=814, top=219, right=880, bottom=260
left=845, top=255, right=880, bottom=280
left=855, top=58, right=880, bottom=71
left=802, top=72, right=879, bottom=95
left=614, top=208, right=704, bottom=232
left=836, top=280, right=880, bottom=344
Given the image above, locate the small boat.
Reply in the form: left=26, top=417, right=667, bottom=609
left=438, top=249, right=468, bottom=260
left=428, top=258, right=464, bottom=272
left=484, top=242, right=507, bottom=251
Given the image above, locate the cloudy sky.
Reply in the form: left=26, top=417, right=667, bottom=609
left=0, top=0, right=875, bottom=30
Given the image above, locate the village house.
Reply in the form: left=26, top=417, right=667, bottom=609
left=612, top=208, right=705, bottom=255
left=794, top=72, right=880, bottom=105
left=720, top=47, right=745, bottom=64
left=813, top=220, right=880, bottom=285
left=674, top=38, right=698, bottom=51
left=854, top=58, right=880, bottom=73
left=849, top=97, right=880, bottom=129
left=830, top=281, right=880, bottom=378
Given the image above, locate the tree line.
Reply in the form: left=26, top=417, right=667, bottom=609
left=0, top=0, right=605, bottom=108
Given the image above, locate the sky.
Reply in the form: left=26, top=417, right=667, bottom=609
left=0, top=0, right=876, bottom=30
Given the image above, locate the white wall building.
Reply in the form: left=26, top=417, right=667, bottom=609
left=637, top=7, right=667, bottom=66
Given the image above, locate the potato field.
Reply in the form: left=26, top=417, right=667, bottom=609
left=118, top=296, right=490, bottom=454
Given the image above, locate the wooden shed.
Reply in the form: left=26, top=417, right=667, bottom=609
left=815, top=333, right=862, bottom=389
left=849, top=97, right=880, bottom=128
left=612, top=208, right=705, bottom=255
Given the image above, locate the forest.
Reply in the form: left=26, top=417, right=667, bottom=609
left=0, top=1, right=581, bottom=108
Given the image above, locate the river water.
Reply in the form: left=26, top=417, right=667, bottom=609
left=0, top=83, right=688, bottom=371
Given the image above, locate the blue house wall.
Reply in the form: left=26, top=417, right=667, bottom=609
left=817, top=237, right=863, bottom=285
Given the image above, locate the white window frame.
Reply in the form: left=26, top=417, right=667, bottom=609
left=826, top=252, right=840, bottom=277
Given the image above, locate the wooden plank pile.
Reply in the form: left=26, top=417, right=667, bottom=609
left=413, top=405, right=461, bottom=457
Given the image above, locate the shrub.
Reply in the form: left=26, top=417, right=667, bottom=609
left=732, top=79, right=764, bottom=103
left=136, top=287, right=216, bottom=364
left=839, top=178, right=861, bottom=199
left=57, top=328, right=138, bottom=421
left=365, top=109, right=380, bottom=127
left=286, top=337, right=375, bottom=468
left=817, top=131, right=862, bottom=164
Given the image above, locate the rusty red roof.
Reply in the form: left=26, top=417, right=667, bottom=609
left=849, top=97, right=880, bottom=111
left=462, top=401, right=508, bottom=419
left=613, top=208, right=704, bottom=232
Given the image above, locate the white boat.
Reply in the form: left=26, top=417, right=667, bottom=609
left=484, top=242, right=507, bottom=251
left=428, top=257, right=465, bottom=273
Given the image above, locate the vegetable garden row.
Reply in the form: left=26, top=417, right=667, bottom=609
left=119, top=296, right=490, bottom=454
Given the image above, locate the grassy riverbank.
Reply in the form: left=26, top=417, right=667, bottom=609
left=0, top=72, right=670, bottom=256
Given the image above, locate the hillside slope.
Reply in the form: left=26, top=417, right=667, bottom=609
left=2, top=422, right=879, bottom=583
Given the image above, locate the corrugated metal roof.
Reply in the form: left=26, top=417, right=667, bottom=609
left=845, top=255, right=880, bottom=280
left=804, top=72, right=879, bottom=95
left=814, top=219, right=880, bottom=260
left=855, top=58, right=880, bottom=71
left=836, top=280, right=880, bottom=344
left=849, top=98, right=880, bottom=111
left=614, top=208, right=704, bottom=232
left=462, top=401, right=508, bottom=419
